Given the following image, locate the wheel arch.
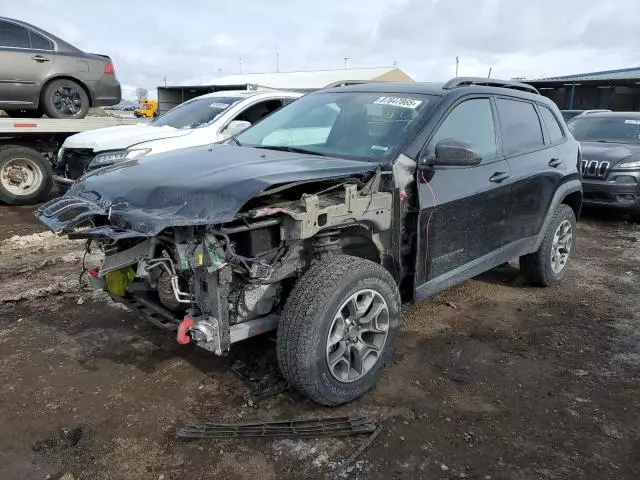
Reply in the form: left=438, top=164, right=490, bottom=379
left=334, top=224, right=382, bottom=265
left=39, top=75, right=93, bottom=108
left=533, top=180, right=583, bottom=251
left=562, top=190, right=583, bottom=221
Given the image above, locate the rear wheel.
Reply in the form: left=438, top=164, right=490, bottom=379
left=0, top=146, right=53, bottom=205
left=4, top=108, right=43, bottom=118
left=520, top=204, right=576, bottom=286
left=277, top=255, right=401, bottom=406
left=41, top=79, right=90, bottom=119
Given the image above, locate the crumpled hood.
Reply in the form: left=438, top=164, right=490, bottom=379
left=580, top=141, right=640, bottom=166
left=62, top=123, right=192, bottom=151
left=36, top=144, right=378, bottom=236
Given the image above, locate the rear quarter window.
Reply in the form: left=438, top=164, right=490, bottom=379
left=539, top=106, right=565, bottom=144
left=29, top=31, right=53, bottom=50
left=496, top=98, right=545, bottom=156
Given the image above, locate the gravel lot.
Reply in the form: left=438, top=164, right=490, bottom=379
left=1, top=204, right=639, bottom=480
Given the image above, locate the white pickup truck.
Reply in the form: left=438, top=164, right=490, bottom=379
left=54, top=89, right=302, bottom=191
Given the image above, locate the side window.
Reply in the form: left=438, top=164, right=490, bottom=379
left=429, top=98, right=497, bottom=160
left=496, top=98, right=545, bottom=155
left=0, top=21, right=30, bottom=48
left=538, top=105, right=565, bottom=144
left=234, top=99, right=283, bottom=124
left=29, top=31, right=53, bottom=51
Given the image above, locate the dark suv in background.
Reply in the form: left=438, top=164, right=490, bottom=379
left=0, top=17, right=121, bottom=118
left=568, top=111, right=640, bottom=221
left=37, top=77, right=582, bottom=405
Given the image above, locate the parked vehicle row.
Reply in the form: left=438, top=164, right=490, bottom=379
left=36, top=77, right=582, bottom=405
left=0, top=16, right=121, bottom=119
left=567, top=111, right=640, bottom=221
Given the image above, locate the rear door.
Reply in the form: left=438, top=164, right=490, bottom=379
left=416, top=96, right=512, bottom=285
left=0, top=20, right=54, bottom=106
left=496, top=98, right=565, bottom=244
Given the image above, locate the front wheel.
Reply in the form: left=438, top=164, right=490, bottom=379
left=277, top=255, right=401, bottom=406
left=520, top=204, right=577, bottom=286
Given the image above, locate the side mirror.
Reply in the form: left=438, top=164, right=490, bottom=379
left=432, top=139, right=482, bottom=166
left=222, top=120, right=251, bottom=139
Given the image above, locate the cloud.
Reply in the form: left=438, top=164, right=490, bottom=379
left=3, top=0, right=640, bottom=100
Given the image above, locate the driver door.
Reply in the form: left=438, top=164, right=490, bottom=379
left=415, top=96, right=512, bottom=294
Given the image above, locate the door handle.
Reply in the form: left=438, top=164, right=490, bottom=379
left=489, top=172, right=509, bottom=183
left=31, top=55, right=50, bottom=63
left=548, top=158, right=562, bottom=168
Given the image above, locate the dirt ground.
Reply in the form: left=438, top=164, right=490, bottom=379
left=1, top=204, right=639, bottom=480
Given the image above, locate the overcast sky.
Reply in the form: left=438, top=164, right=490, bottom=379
left=5, top=0, right=640, bottom=100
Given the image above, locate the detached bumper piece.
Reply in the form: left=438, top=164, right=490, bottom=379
left=176, top=416, right=379, bottom=439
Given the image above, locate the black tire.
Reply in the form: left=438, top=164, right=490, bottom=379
left=277, top=255, right=401, bottom=406
left=0, top=146, right=53, bottom=205
left=4, top=108, right=43, bottom=118
left=519, top=204, right=576, bottom=286
left=41, top=79, right=90, bottom=119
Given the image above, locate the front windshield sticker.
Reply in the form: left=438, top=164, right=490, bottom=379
left=209, top=102, right=232, bottom=109
left=371, top=145, right=389, bottom=151
left=625, top=119, right=640, bottom=125
left=373, top=96, right=423, bottom=109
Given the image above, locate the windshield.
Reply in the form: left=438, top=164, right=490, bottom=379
left=568, top=116, right=640, bottom=143
left=235, top=91, right=436, bottom=161
left=152, top=96, right=241, bottom=129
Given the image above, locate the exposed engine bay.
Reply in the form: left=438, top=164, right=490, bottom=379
left=65, top=172, right=397, bottom=355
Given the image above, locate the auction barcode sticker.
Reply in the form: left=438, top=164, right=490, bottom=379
left=625, top=119, right=640, bottom=125
left=373, top=96, right=423, bottom=109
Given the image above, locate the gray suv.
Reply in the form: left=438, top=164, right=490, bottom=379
left=0, top=17, right=121, bottom=118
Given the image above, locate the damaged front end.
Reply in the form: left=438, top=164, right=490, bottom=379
left=35, top=171, right=396, bottom=355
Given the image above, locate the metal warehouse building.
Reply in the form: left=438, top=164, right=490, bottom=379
left=157, top=66, right=414, bottom=115
left=527, top=67, right=640, bottom=111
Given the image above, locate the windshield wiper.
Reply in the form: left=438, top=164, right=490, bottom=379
left=253, top=145, right=328, bottom=157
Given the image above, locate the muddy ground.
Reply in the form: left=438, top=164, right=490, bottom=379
left=1, top=204, right=639, bottom=480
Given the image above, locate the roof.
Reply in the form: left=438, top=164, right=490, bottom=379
left=572, top=111, right=640, bottom=119
left=0, top=16, right=81, bottom=53
left=190, top=90, right=301, bottom=101
left=205, top=67, right=412, bottom=90
left=326, top=80, right=548, bottom=103
left=327, top=81, right=445, bottom=95
left=530, top=66, right=640, bottom=85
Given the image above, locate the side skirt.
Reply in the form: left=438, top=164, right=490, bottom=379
left=414, top=236, right=537, bottom=303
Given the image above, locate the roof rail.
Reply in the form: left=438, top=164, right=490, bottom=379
left=442, top=77, right=539, bottom=95
left=323, top=80, right=378, bottom=89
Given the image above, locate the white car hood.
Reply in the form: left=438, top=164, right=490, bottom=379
left=63, top=124, right=192, bottom=151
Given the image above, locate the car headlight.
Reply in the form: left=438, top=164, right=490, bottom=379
left=89, top=148, right=152, bottom=168
left=617, top=159, right=640, bottom=170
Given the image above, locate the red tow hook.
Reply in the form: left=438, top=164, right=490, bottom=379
left=88, top=267, right=100, bottom=278
left=177, top=315, right=195, bottom=344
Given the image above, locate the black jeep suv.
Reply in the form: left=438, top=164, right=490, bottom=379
left=568, top=111, right=640, bottom=221
left=35, top=77, right=582, bottom=405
